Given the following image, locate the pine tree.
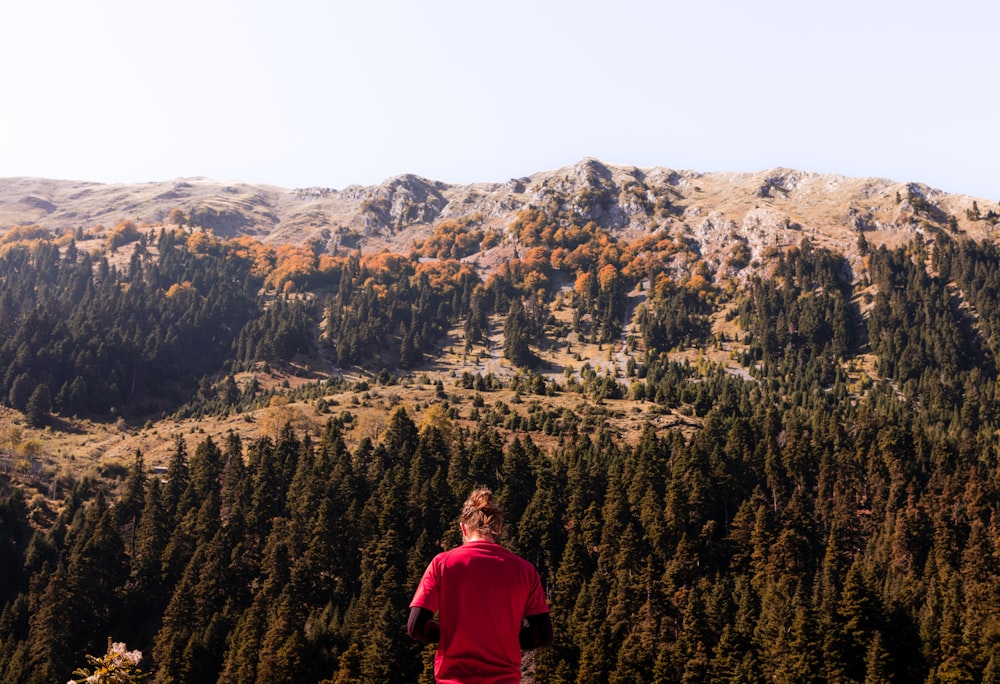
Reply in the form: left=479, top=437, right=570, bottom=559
left=24, top=383, right=51, bottom=427
left=575, top=585, right=613, bottom=684
left=218, top=594, right=268, bottom=683
left=497, top=436, right=535, bottom=540
left=0, top=486, right=30, bottom=606
left=26, top=565, right=77, bottom=683
left=864, top=632, right=893, bottom=684
left=7, top=373, right=33, bottom=412
left=503, top=298, right=536, bottom=367
left=163, top=435, right=190, bottom=526
left=186, top=436, right=224, bottom=506
left=256, top=592, right=308, bottom=683
left=113, top=450, right=147, bottom=564
left=609, top=599, right=658, bottom=683
left=384, top=406, right=419, bottom=465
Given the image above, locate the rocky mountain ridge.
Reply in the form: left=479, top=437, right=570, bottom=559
left=2, top=159, right=996, bottom=278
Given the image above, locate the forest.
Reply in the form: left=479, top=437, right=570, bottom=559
left=1, top=212, right=1000, bottom=682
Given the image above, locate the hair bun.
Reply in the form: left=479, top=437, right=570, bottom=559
left=468, top=488, right=495, bottom=509
left=461, top=487, right=504, bottom=539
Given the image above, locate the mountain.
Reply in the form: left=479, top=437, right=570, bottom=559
left=1, top=158, right=998, bottom=461
left=6, top=161, right=1000, bottom=681
left=2, top=159, right=995, bottom=279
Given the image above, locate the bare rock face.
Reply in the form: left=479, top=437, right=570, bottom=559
left=0, top=160, right=996, bottom=280
left=355, top=174, right=448, bottom=232
left=741, top=207, right=792, bottom=260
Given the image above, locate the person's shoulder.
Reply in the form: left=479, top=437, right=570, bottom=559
left=499, top=546, right=540, bottom=572
left=434, top=546, right=464, bottom=562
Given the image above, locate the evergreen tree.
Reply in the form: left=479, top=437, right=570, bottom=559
left=7, top=373, right=33, bottom=413
left=163, top=436, right=190, bottom=526
left=24, top=384, right=51, bottom=427
left=503, top=298, right=536, bottom=367
left=113, top=450, right=147, bottom=555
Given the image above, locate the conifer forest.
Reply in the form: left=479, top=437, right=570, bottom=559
left=2, top=208, right=1000, bottom=683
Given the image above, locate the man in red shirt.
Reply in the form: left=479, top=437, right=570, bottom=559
left=408, top=487, right=553, bottom=683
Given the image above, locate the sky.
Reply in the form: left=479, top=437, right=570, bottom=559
left=1, top=0, right=998, bottom=198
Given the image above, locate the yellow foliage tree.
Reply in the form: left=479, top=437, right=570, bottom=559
left=259, top=397, right=312, bottom=439
left=419, top=403, right=454, bottom=441
left=186, top=230, right=221, bottom=255
left=0, top=224, right=50, bottom=245
left=165, top=281, right=196, bottom=299
left=106, top=220, right=141, bottom=251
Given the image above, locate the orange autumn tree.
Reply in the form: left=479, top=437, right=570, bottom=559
left=265, top=244, right=317, bottom=292
left=360, top=251, right=409, bottom=277
left=227, top=236, right=276, bottom=278
left=418, top=219, right=485, bottom=259
left=519, top=247, right=553, bottom=294
left=574, top=271, right=595, bottom=303
left=509, top=208, right=555, bottom=246
left=413, top=259, right=477, bottom=295
left=597, top=263, right=621, bottom=293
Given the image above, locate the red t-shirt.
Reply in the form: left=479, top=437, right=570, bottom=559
left=410, top=540, right=549, bottom=684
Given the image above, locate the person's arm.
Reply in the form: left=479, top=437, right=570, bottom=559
left=519, top=612, right=553, bottom=650
left=407, top=606, right=440, bottom=643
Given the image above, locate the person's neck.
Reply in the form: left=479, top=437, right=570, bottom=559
left=463, top=533, right=495, bottom=543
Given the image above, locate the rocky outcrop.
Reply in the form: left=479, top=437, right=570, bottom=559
left=354, top=174, right=449, bottom=233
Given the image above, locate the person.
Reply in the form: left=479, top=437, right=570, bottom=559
left=408, top=487, right=553, bottom=683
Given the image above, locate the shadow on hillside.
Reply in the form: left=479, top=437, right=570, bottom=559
left=415, top=330, right=466, bottom=375
left=47, top=415, right=87, bottom=435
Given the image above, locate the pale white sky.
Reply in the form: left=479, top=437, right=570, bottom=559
left=1, top=0, right=997, bottom=198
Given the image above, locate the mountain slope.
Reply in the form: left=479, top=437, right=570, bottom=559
left=2, top=160, right=996, bottom=278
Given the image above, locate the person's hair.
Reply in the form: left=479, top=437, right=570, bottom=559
left=461, top=487, right=504, bottom=539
